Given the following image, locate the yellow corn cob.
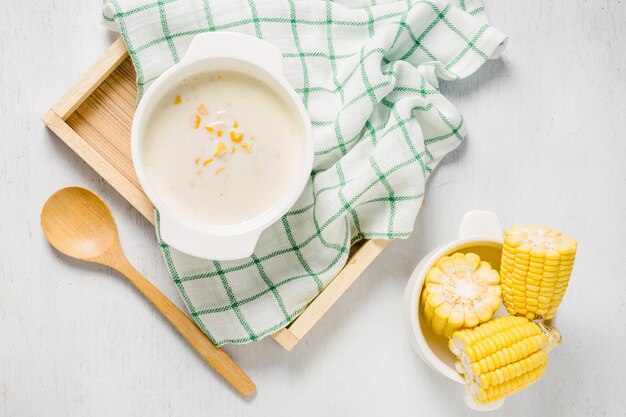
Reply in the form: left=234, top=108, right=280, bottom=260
left=421, top=252, right=501, bottom=337
left=500, top=226, right=577, bottom=320
left=449, top=316, right=561, bottom=404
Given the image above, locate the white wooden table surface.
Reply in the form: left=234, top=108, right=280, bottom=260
left=2, top=1, right=625, bottom=416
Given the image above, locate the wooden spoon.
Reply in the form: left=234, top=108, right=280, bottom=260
left=41, top=187, right=256, bottom=397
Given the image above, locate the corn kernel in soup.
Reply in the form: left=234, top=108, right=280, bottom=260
left=143, top=71, right=304, bottom=226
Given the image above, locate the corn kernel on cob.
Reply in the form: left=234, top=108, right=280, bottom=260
left=449, top=316, right=561, bottom=404
left=500, top=226, right=577, bottom=320
left=422, top=253, right=501, bottom=337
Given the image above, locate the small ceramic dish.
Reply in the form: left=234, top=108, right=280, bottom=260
left=403, top=211, right=506, bottom=411
left=131, top=33, right=313, bottom=260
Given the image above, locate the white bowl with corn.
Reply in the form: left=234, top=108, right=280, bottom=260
left=404, top=211, right=577, bottom=411
left=131, top=32, right=314, bottom=261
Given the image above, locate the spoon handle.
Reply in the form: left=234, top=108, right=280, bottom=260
left=114, top=257, right=256, bottom=397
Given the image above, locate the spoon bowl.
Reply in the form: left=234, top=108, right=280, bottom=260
left=41, top=187, right=119, bottom=261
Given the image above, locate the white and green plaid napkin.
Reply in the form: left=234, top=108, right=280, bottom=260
left=103, top=0, right=506, bottom=346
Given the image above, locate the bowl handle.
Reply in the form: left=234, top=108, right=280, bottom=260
left=181, top=32, right=284, bottom=75
left=458, top=210, right=502, bottom=239
left=158, top=211, right=262, bottom=261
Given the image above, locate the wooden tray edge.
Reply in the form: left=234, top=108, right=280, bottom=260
left=52, top=37, right=129, bottom=120
left=42, top=109, right=154, bottom=222
left=271, top=238, right=389, bottom=350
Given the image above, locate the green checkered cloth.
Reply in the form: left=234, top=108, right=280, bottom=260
left=103, top=0, right=506, bottom=346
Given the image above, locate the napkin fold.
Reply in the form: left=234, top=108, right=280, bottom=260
left=104, top=0, right=506, bottom=345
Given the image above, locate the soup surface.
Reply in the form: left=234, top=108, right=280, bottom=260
left=143, top=71, right=303, bottom=226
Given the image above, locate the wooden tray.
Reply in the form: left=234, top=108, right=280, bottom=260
left=43, top=38, right=389, bottom=351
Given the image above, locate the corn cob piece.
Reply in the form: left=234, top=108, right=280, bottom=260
left=500, top=226, right=577, bottom=320
left=449, top=316, right=561, bottom=404
left=421, top=252, right=501, bottom=337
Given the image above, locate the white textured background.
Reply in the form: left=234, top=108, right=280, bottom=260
left=1, top=1, right=625, bottom=416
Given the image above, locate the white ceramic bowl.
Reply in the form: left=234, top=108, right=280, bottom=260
left=131, top=33, right=314, bottom=261
left=403, top=211, right=506, bottom=411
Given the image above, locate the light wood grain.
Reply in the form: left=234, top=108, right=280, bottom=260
left=40, top=187, right=256, bottom=398
left=42, top=109, right=154, bottom=221
left=66, top=57, right=139, bottom=190
left=41, top=38, right=389, bottom=351
left=52, top=38, right=128, bottom=120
